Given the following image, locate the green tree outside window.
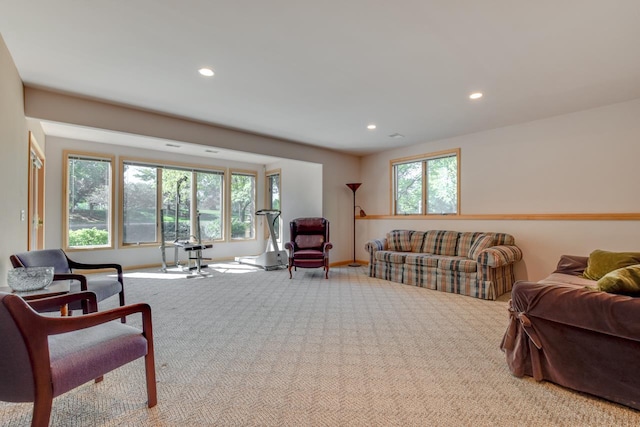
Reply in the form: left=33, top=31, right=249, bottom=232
left=393, top=150, right=459, bottom=215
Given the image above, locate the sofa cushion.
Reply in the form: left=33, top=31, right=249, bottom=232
left=438, top=257, right=478, bottom=273
left=583, top=250, right=640, bottom=280
left=386, top=230, right=413, bottom=252
left=410, top=231, right=427, bottom=252
left=293, top=249, right=325, bottom=259
left=456, top=232, right=487, bottom=257
left=596, top=264, right=640, bottom=296
left=420, top=230, right=458, bottom=256
left=468, top=234, right=494, bottom=260
left=374, top=251, right=408, bottom=264
left=538, top=273, right=597, bottom=288
left=404, top=254, right=441, bottom=267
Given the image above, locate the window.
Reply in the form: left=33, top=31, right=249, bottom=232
left=195, top=170, right=224, bottom=241
left=392, top=149, right=459, bottom=215
left=123, top=164, right=158, bottom=244
left=266, top=170, right=281, bottom=239
left=161, top=168, right=192, bottom=243
left=64, top=151, right=114, bottom=249
left=230, top=171, right=256, bottom=239
left=121, top=159, right=224, bottom=245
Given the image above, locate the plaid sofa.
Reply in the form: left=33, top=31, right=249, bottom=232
left=364, top=230, right=522, bottom=300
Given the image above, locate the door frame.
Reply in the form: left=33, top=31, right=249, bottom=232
left=28, top=132, right=45, bottom=250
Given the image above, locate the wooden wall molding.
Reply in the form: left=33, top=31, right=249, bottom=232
left=358, top=213, right=640, bottom=221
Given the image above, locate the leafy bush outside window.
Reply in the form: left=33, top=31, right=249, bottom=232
left=64, top=152, right=113, bottom=249
left=230, top=172, right=256, bottom=239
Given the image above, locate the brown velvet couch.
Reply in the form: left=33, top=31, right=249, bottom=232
left=501, top=255, right=640, bottom=410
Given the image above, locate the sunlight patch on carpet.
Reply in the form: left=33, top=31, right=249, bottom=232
left=210, top=262, right=263, bottom=274
left=123, top=271, right=192, bottom=280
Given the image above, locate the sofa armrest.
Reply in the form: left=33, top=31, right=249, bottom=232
left=477, top=245, right=522, bottom=267
left=508, top=280, right=640, bottom=341
left=365, top=238, right=387, bottom=253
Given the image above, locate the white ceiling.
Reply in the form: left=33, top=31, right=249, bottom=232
left=2, top=1, right=640, bottom=156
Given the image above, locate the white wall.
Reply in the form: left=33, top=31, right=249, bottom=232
left=359, top=98, right=640, bottom=281
left=265, top=158, right=323, bottom=246
left=0, top=35, right=29, bottom=282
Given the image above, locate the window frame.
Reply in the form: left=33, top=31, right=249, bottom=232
left=265, top=169, right=281, bottom=241
left=63, top=150, right=115, bottom=251
left=119, top=157, right=225, bottom=248
left=229, top=169, right=258, bottom=241
left=390, top=148, right=460, bottom=216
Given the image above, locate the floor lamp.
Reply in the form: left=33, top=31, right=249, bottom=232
left=346, top=183, right=362, bottom=267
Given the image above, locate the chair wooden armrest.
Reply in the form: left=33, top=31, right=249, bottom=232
left=43, top=303, right=152, bottom=336
left=52, top=273, right=89, bottom=291
left=27, top=291, right=98, bottom=314
left=8, top=297, right=152, bottom=338
left=67, top=259, right=124, bottom=284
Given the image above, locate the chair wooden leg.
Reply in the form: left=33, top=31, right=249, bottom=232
left=288, top=264, right=293, bottom=279
left=145, top=353, right=157, bottom=408
left=95, top=375, right=104, bottom=383
left=119, top=291, right=127, bottom=323
left=32, top=394, right=53, bottom=427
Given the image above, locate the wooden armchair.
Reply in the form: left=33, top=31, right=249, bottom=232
left=10, top=249, right=125, bottom=315
left=0, top=291, right=156, bottom=427
left=284, top=217, right=332, bottom=279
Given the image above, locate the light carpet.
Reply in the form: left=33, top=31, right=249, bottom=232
left=1, top=264, right=639, bottom=426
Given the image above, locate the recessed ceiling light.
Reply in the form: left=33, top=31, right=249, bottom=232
left=367, top=124, right=377, bottom=130
left=198, top=67, right=214, bottom=77
left=469, top=92, right=483, bottom=100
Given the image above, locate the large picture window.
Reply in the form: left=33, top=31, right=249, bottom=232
left=64, top=152, right=114, bottom=249
left=121, top=159, right=224, bottom=246
left=392, top=149, right=459, bottom=215
left=230, top=171, right=256, bottom=240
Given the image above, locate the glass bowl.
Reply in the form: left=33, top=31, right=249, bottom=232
left=7, top=266, right=55, bottom=292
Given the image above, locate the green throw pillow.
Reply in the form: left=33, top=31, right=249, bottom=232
left=582, top=249, right=640, bottom=280
left=596, top=264, right=640, bottom=296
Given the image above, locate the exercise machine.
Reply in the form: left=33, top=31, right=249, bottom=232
left=159, top=176, right=212, bottom=277
left=235, top=209, right=287, bottom=270
left=160, top=210, right=212, bottom=277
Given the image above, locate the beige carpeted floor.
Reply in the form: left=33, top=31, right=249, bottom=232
left=2, top=264, right=639, bottom=426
